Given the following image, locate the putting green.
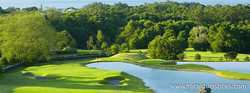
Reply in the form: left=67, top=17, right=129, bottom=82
left=0, top=58, right=153, bottom=93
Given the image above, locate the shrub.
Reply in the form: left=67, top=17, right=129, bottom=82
left=219, top=57, right=223, bottom=61
left=110, top=44, right=120, bottom=54
left=120, top=43, right=130, bottom=53
left=195, top=54, right=201, bottom=60
left=235, top=58, right=239, bottom=62
left=98, top=51, right=102, bottom=55
left=224, top=51, right=238, bottom=61
left=105, top=48, right=112, bottom=56
left=101, top=42, right=108, bottom=50
left=148, top=35, right=184, bottom=60
left=177, top=53, right=185, bottom=60
left=0, top=57, right=8, bottom=65
left=244, top=56, right=250, bottom=61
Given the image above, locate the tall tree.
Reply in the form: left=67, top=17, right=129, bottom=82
left=188, top=26, right=210, bottom=51
left=208, top=22, right=242, bottom=52
left=0, top=12, right=57, bottom=65
left=56, top=30, right=77, bottom=50
left=86, top=36, right=94, bottom=50
left=148, top=31, right=184, bottom=60
left=96, top=30, right=104, bottom=49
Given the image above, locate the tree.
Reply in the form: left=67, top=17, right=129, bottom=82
left=177, top=31, right=188, bottom=50
left=219, top=57, right=224, bottom=61
left=57, top=30, right=77, bottom=50
left=22, top=6, right=38, bottom=12
left=5, top=7, right=20, bottom=13
left=148, top=32, right=184, bottom=60
left=188, top=26, right=210, bottom=51
left=224, top=51, right=238, bottom=61
left=195, top=54, right=201, bottom=60
left=0, top=12, right=57, bottom=65
left=177, top=53, right=185, bottom=60
left=105, top=48, right=112, bottom=56
left=120, top=43, right=130, bottom=53
left=96, top=30, right=105, bottom=49
left=110, top=44, right=120, bottom=54
left=86, top=36, right=94, bottom=50
left=244, top=56, right=250, bottom=61
left=101, top=42, right=108, bottom=50
left=208, top=22, right=242, bottom=52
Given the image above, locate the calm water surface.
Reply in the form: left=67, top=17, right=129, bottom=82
left=0, top=0, right=249, bottom=9
left=86, top=62, right=250, bottom=93
left=177, top=62, right=250, bottom=73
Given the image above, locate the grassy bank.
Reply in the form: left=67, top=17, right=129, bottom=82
left=130, top=48, right=250, bottom=62
left=0, top=58, right=153, bottom=93
left=184, top=48, right=250, bottom=62
left=94, top=53, right=250, bottom=81
left=54, top=50, right=103, bottom=57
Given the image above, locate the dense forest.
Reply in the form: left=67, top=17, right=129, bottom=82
left=0, top=1, right=249, bottom=67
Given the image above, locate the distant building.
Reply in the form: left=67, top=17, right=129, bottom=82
left=66, top=9, right=75, bottom=12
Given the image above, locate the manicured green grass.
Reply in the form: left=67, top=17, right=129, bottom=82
left=165, top=64, right=214, bottom=70
left=216, top=71, right=250, bottom=80
left=184, top=48, right=250, bottom=61
left=95, top=53, right=250, bottom=81
left=0, top=58, right=153, bottom=93
left=54, top=50, right=103, bottom=57
left=139, top=59, right=175, bottom=65
left=129, top=49, right=148, bottom=53
left=111, top=53, right=149, bottom=61
left=138, top=59, right=213, bottom=70
left=130, top=48, right=250, bottom=61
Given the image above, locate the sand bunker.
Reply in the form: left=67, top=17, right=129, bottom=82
left=108, top=80, right=122, bottom=85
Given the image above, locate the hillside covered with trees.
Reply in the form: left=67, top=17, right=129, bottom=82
left=0, top=1, right=249, bottom=68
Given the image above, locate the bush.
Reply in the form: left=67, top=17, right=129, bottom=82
left=224, top=51, right=238, bottom=61
left=0, top=57, right=8, bottom=65
left=105, top=48, right=112, bottom=56
left=148, top=35, right=184, bottom=60
left=195, top=54, right=201, bottom=60
left=120, top=43, right=130, bottom=53
left=235, top=58, right=239, bottom=62
left=101, top=42, right=108, bottom=50
left=219, top=57, right=223, bottom=61
left=244, top=56, right=250, bottom=61
left=110, top=44, right=120, bottom=54
left=177, top=53, right=185, bottom=60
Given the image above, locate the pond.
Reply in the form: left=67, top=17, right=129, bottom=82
left=177, top=62, right=250, bottom=73
left=86, top=62, right=250, bottom=93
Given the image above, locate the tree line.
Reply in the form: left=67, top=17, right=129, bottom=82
left=0, top=1, right=249, bottom=71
